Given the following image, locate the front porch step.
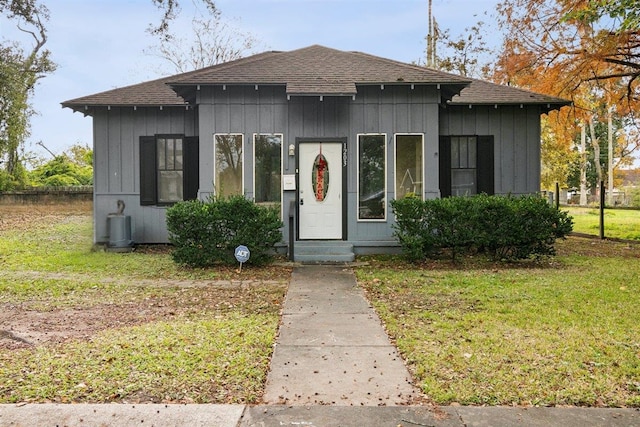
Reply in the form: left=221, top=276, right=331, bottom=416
left=293, top=241, right=355, bottom=263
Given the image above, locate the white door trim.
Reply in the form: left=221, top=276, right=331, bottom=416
left=297, top=139, right=347, bottom=240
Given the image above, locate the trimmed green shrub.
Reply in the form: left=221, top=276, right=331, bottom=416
left=390, top=193, right=433, bottom=260
left=391, top=194, right=573, bottom=262
left=166, top=196, right=283, bottom=267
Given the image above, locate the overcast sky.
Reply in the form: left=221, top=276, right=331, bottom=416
left=2, top=0, right=501, bottom=160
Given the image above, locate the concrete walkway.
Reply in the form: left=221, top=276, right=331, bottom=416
left=262, top=265, right=421, bottom=405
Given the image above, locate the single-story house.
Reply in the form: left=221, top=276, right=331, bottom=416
left=62, top=45, right=569, bottom=262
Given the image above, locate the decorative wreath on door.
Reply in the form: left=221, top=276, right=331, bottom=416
left=312, top=144, right=329, bottom=202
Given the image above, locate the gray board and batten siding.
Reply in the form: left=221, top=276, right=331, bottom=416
left=196, top=84, right=441, bottom=252
left=439, top=103, right=543, bottom=196
left=64, top=45, right=569, bottom=251
left=90, top=84, right=545, bottom=250
left=92, top=84, right=441, bottom=248
left=92, top=106, right=197, bottom=245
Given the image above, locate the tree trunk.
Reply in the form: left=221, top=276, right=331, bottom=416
left=580, top=123, right=587, bottom=206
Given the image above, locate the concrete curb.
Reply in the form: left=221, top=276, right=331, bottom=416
left=1, top=404, right=639, bottom=426
left=0, top=403, right=244, bottom=427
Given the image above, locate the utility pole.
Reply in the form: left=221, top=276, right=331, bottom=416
left=426, top=0, right=437, bottom=68
left=427, top=0, right=433, bottom=67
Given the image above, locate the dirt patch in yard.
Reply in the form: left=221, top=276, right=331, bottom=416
left=0, top=281, right=287, bottom=351
left=0, top=202, right=289, bottom=352
left=0, top=202, right=93, bottom=231
left=557, top=234, right=640, bottom=258
left=0, top=202, right=92, bottom=232
left=0, top=300, right=169, bottom=350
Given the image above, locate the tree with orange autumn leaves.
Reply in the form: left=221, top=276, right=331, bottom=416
left=492, top=0, right=639, bottom=200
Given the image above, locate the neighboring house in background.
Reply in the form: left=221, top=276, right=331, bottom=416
left=62, top=45, right=569, bottom=262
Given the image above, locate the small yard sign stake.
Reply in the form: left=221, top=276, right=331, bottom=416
left=234, top=245, right=250, bottom=272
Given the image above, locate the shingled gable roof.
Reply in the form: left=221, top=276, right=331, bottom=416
left=167, top=45, right=472, bottom=94
left=62, top=45, right=569, bottom=114
left=61, top=75, right=188, bottom=114
left=448, top=76, right=570, bottom=108
left=61, top=51, right=278, bottom=114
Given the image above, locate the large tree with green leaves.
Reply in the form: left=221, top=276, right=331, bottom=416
left=0, top=0, right=228, bottom=191
left=0, top=0, right=55, bottom=190
left=569, top=1, right=639, bottom=36
left=28, top=143, right=93, bottom=187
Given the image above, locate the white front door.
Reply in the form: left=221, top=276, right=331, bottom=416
left=298, top=141, right=343, bottom=240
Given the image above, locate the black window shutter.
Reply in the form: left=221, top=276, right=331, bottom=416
left=140, top=136, right=157, bottom=205
left=477, top=135, right=495, bottom=195
left=183, top=136, right=199, bottom=201
left=439, top=136, right=452, bottom=197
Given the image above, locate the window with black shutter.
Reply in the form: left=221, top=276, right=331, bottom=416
left=439, top=135, right=494, bottom=197
left=140, top=135, right=199, bottom=205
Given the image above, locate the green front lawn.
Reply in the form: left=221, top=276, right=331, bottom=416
left=0, top=208, right=288, bottom=281
left=3, top=204, right=639, bottom=406
left=1, top=314, right=279, bottom=403
left=0, top=205, right=289, bottom=404
left=565, top=207, right=640, bottom=241
left=357, top=238, right=640, bottom=407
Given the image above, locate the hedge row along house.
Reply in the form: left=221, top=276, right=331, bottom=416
left=62, top=45, right=569, bottom=262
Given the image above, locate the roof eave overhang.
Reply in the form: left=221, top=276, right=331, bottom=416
left=169, top=82, right=285, bottom=90
left=437, top=83, right=471, bottom=103
left=61, top=102, right=189, bottom=116
left=168, top=81, right=471, bottom=99
left=286, top=93, right=357, bottom=100
left=447, top=101, right=572, bottom=112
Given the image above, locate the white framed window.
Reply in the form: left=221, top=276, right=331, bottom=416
left=357, top=133, right=387, bottom=221
left=214, top=133, right=244, bottom=197
left=394, top=134, right=424, bottom=199
left=253, top=133, right=283, bottom=214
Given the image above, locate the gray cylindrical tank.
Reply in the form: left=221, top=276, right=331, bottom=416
left=107, top=214, right=133, bottom=251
